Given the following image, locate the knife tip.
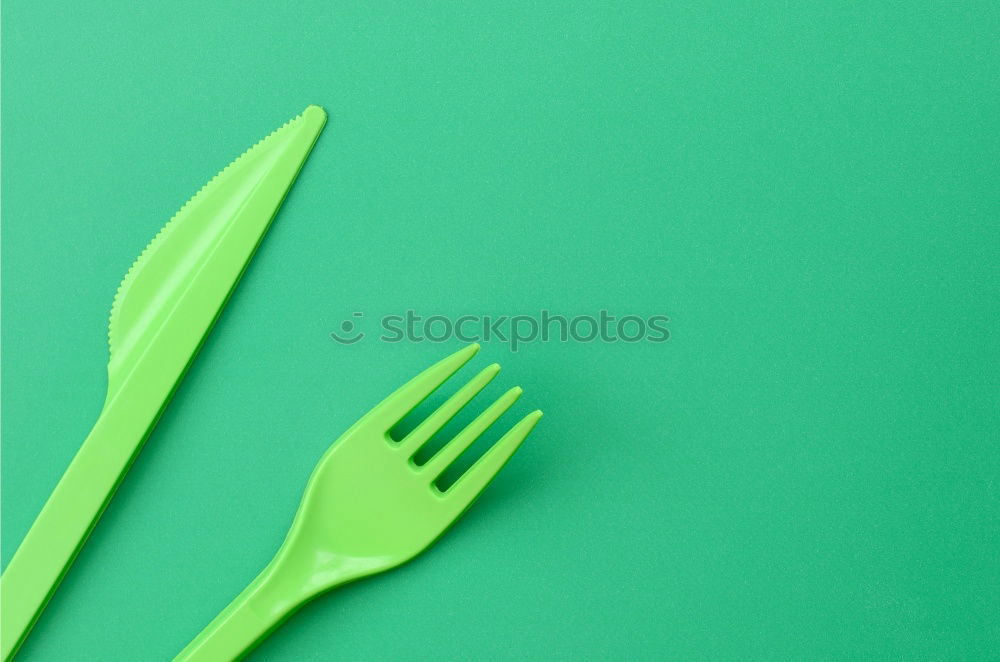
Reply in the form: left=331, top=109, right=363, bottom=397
left=302, top=104, right=327, bottom=128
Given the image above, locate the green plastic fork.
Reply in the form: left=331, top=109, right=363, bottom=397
left=175, top=344, right=541, bottom=661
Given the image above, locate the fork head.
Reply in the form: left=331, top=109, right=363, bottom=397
left=278, top=344, right=541, bottom=590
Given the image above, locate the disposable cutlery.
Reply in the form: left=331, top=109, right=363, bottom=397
left=175, top=344, right=541, bottom=661
left=0, top=105, right=327, bottom=660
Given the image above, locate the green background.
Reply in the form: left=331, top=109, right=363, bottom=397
left=2, top=1, right=998, bottom=659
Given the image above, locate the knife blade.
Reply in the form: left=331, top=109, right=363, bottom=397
left=0, top=105, right=327, bottom=660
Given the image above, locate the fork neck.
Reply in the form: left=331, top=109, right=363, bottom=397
left=174, top=549, right=314, bottom=662
left=173, top=541, right=368, bottom=662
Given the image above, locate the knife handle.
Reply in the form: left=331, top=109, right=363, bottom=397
left=0, top=388, right=161, bottom=661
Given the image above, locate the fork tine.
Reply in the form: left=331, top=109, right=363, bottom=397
left=422, top=387, right=522, bottom=477
left=399, top=363, right=501, bottom=454
left=365, top=344, right=480, bottom=429
left=442, top=410, right=542, bottom=507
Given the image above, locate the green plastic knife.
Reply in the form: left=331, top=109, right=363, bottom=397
left=0, top=105, right=327, bottom=660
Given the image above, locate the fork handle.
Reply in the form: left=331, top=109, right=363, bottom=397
left=173, top=554, right=317, bottom=662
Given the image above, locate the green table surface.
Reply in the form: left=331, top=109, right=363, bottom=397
left=2, top=1, right=998, bottom=660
